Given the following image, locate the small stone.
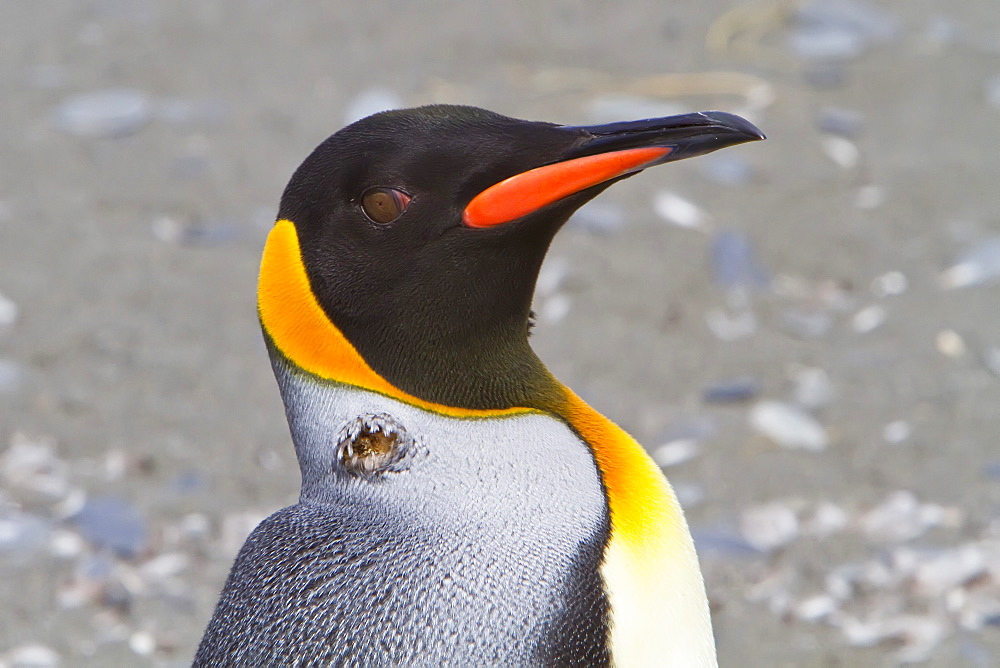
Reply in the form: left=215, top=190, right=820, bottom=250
left=936, top=329, right=967, bottom=357
left=891, top=546, right=922, bottom=578
left=781, top=308, right=833, bottom=339
left=791, top=366, right=834, bottom=409
left=702, top=376, right=760, bottom=404
left=53, top=89, right=150, bottom=138
left=882, top=419, right=911, bottom=444
left=959, top=590, right=1000, bottom=631
left=691, top=526, right=761, bottom=559
left=924, top=15, right=961, bottom=49
left=0, top=290, right=18, bottom=326
left=103, top=450, right=128, bottom=481
left=101, top=579, right=132, bottom=614
left=816, top=279, right=855, bottom=310
left=48, top=529, right=86, bottom=559
left=741, top=502, right=800, bottom=552
left=536, top=256, right=569, bottom=298
left=860, top=556, right=902, bottom=588
left=56, top=577, right=98, bottom=610
left=804, top=501, right=849, bottom=537
left=804, top=65, right=848, bottom=88
left=923, top=503, right=964, bottom=529
left=342, top=88, right=403, bottom=126
left=750, top=400, right=829, bottom=451
left=825, top=566, right=858, bottom=600
left=870, top=271, right=907, bottom=297
left=51, top=486, right=87, bottom=520
left=890, top=616, right=948, bottom=664
left=705, top=306, right=756, bottom=341
left=585, top=94, right=685, bottom=125
left=860, top=490, right=948, bottom=543
left=71, top=496, right=147, bottom=559
left=788, top=0, right=900, bottom=63
left=538, top=293, right=571, bottom=324
left=914, top=544, right=987, bottom=597
left=652, top=191, right=711, bottom=231
left=5, top=644, right=61, bottom=667
left=840, top=612, right=947, bottom=661
left=1, top=433, right=69, bottom=500
left=795, top=0, right=900, bottom=45
left=568, top=201, right=626, bottom=235
left=817, top=107, right=864, bottom=137
left=179, top=512, right=211, bottom=538
left=987, top=75, right=1000, bottom=111
left=153, top=97, right=228, bottom=126
left=170, top=154, right=211, bottom=179
left=151, top=215, right=184, bottom=243
left=821, top=135, right=860, bottom=169
left=77, top=22, right=104, bottom=46
left=672, top=482, right=706, bottom=509
left=851, top=304, right=886, bottom=333
left=0, top=358, right=24, bottom=393
left=139, top=552, right=189, bottom=581
left=940, top=236, right=1000, bottom=288
left=0, top=512, right=51, bottom=562
left=28, top=64, right=69, bottom=89
left=657, top=416, right=719, bottom=444
left=151, top=215, right=242, bottom=246
left=745, top=569, right=794, bottom=609
left=699, top=154, right=754, bottom=186
left=837, top=615, right=883, bottom=647
left=178, top=220, right=243, bottom=246
left=128, top=631, right=156, bottom=657
left=172, top=468, right=208, bottom=493
left=788, top=24, right=865, bottom=61
left=652, top=439, right=701, bottom=468
left=982, top=347, right=1000, bottom=377
left=794, top=594, right=838, bottom=622
left=711, top=230, right=769, bottom=290
left=854, top=184, right=885, bottom=210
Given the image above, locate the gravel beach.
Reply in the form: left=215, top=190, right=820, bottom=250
left=2, top=1, right=999, bottom=665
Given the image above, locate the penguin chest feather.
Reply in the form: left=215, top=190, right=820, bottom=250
left=196, top=362, right=716, bottom=666
left=196, top=369, right=610, bottom=665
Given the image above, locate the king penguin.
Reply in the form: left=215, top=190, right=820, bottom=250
left=195, top=105, right=763, bottom=667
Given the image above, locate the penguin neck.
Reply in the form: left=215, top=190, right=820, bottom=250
left=258, top=218, right=566, bottom=412
left=320, top=256, right=565, bottom=411
left=352, top=315, right=558, bottom=410
left=303, top=213, right=572, bottom=411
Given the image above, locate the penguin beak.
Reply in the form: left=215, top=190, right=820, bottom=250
left=462, top=111, right=765, bottom=229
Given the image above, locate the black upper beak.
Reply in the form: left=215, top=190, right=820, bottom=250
left=564, top=110, right=765, bottom=165
left=463, top=110, right=765, bottom=229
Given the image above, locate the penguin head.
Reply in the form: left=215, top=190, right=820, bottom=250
left=263, top=105, right=763, bottom=409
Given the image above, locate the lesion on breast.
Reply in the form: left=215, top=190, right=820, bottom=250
left=335, top=413, right=414, bottom=479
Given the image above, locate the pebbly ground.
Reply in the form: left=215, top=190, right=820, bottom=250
left=1, top=1, right=999, bottom=665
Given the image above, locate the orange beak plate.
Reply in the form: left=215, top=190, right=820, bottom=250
left=462, top=146, right=670, bottom=228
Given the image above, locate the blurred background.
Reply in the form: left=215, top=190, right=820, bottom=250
left=2, top=1, right=1000, bottom=665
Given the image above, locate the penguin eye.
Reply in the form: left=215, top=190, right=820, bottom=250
left=360, top=187, right=411, bottom=224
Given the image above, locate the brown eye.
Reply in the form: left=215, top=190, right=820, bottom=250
left=360, top=187, right=411, bottom=224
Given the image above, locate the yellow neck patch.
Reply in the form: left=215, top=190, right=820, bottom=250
left=561, top=391, right=688, bottom=557
left=257, top=217, right=694, bottom=555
